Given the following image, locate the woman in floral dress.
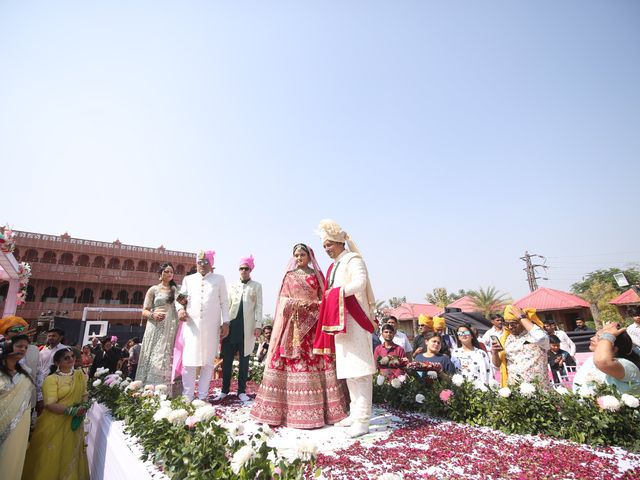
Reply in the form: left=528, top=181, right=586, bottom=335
left=250, top=243, right=348, bottom=428
left=136, top=263, right=181, bottom=396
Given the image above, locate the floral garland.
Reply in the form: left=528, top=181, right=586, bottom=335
left=89, top=369, right=311, bottom=479
left=373, top=372, right=640, bottom=450
left=0, top=224, right=16, bottom=253
left=16, top=262, right=31, bottom=306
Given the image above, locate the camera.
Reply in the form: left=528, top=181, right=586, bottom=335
left=0, top=340, right=14, bottom=358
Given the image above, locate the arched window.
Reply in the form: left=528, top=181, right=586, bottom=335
left=136, top=260, right=148, bottom=272
left=76, top=255, right=90, bottom=267
left=41, top=286, right=59, bottom=302
left=116, top=290, right=129, bottom=305
left=25, top=285, right=35, bottom=302
left=176, top=264, right=185, bottom=275
left=150, top=262, right=160, bottom=273
left=24, top=249, right=39, bottom=262
left=131, top=291, right=144, bottom=305
left=42, top=251, right=57, bottom=264
left=107, top=258, right=121, bottom=269
left=61, top=287, right=76, bottom=303
left=78, top=288, right=94, bottom=303
left=99, top=290, right=113, bottom=303
left=92, top=256, right=105, bottom=268
left=59, top=253, right=74, bottom=265
left=122, top=259, right=135, bottom=271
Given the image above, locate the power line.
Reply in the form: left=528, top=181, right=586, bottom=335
left=520, top=251, right=548, bottom=292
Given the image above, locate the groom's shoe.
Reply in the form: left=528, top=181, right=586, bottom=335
left=335, top=416, right=354, bottom=427
left=347, top=422, right=369, bottom=438
left=212, top=392, right=228, bottom=402
left=238, top=393, right=250, bottom=402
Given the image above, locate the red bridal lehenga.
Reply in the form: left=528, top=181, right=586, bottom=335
left=250, top=258, right=348, bottom=428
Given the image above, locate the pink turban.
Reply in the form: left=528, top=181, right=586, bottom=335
left=197, top=250, right=216, bottom=267
left=239, top=255, right=255, bottom=271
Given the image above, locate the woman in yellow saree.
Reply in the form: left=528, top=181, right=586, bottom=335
left=0, top=334, right=35, bottom=480
left=22, top=348, right=89, bottom=480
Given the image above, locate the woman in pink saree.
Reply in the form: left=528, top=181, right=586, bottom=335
left=250, top=243, right=348, bottom=428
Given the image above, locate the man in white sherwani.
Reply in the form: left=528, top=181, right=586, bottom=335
left=214, top=255, right=263, bottom=402
left=316, top=219, right=377, bottom=438
left=177, top=250, right=230, bottom=400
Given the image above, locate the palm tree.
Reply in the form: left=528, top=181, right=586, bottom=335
left=468, top=286, right=510, bottom=317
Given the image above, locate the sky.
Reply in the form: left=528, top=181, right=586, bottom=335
left=1, top=1, right=639, bottom=315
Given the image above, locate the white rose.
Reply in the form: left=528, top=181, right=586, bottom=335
left=92, top=379, right=102, bottom=387
left=621, top=394, right=640, bottom=409
left=152, top=407, right=172, bottom=422
left=155, top=384, right=168, bottom=393
left=295, top=439, right=318, bottom=461
left=128, top=380, right=143, bottom=391
left=554, top=386, right=569, bottom=396
left=192, top=399, right=206, bottom=408
left=415, top=394, right=425, bottom=404
left=519, top=382, right=536, bottom=398
left=115, top=370, right=123, bottom=376
left=168, top=408, right=189, bottom=425
left=391, top=378, right=402, bottom=389
left=160, top=400, right=172, bottom=408
left=224, top=422, right=244, bottom=437
left=579, top=385, right=595, bottom=398
left=230, top=445, right=255, bottom=474
left=427, top=371, right=438, bottom=380
left=473, top=380, right=488, bottom=392
left=376, top=375, right=385, bottom=386
left=451, top=374, right=465, bottom=387
left=498, top=387, right=511, bottom=398
left=194, top=405, right=216, bottom=422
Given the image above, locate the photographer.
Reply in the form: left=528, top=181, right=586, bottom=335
left=0, top=334, right=36, bottom=479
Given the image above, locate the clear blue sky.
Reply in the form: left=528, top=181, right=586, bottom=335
left=2, top=1, right=639, bottom=314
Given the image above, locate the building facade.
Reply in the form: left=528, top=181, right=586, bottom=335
left=0, top=230, right=195, bottom=327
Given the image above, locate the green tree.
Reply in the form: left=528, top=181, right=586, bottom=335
left=468, top=286, right=510, bottom=317
left=425, top=288, right=453, bottom=308
left=388, top=296, right=407, bottom=308
left=571, top=267, right=640, bottom=295
left=578, top=280, right=623, bottom=329
left=449, top=289, right=470, bottom=302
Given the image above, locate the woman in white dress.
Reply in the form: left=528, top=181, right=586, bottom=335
left=451, top=324, right=495, bottom=385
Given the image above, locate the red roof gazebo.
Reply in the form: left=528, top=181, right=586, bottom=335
left=513, top=287, right=591, bottom=331
left=609, top=288, right=640, bottom=318
left=384, top=303, right=442, bottom=339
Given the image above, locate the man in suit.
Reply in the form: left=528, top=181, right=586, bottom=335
left=214, top=255, right=263, bottom=402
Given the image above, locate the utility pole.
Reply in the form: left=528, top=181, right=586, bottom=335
left=520, top=251, right=548, bottom=292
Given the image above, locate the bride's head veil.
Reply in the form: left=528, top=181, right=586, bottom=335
left=272, top=243, right=325, bottom=321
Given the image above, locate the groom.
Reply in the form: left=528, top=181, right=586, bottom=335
left=314, top=219, right=377, bottom=438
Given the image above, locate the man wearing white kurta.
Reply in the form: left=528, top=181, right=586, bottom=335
left=317, top=219, right=377, bottom=438
left=215, top=255, right=263, bottom=402
left=177, top=250, right=230, bottom=400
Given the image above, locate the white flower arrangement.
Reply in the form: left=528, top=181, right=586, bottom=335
left=223, top=422, right=244, bottom=437
left=519, top=382, right=536, bottom=398
left=168, top=408, right=189, bottom=425
left=295, top=439, right=318, bottom=461
left=498, top=387, right=511, bottom=398
left=127, top=380, right=143, bottom=391
left=597, top=395, right=622, bottom=412
left=415, top=394, right=425, bottom=404
left=621, top=394, right=640, bottom=409
left=578, top=385, right=595, bottom=398
left=390, top=378, right=402, bottom=389
left=376, top=375, right=385, bottom=386
left=230, top=445, right=256, bottom=474
left=554, top=386, right=570, bottom=396
left=191, top=399, right=206, bottom=408
left=144, top=384, right=155, bottom=391
left=155, top=384, right=168, bottom=395
left=92, top=379, right=102, bottom=387
left=194, top=405, right=216, bottom=422
left=115, top=370, right=123, bottom=376
left=153, top=407, right=173, bottom=422
left=160, top=400, right=172, bottom=408
left=451, top=374, right=465, bottom=387
left=95, top=367, right=110, bottom=377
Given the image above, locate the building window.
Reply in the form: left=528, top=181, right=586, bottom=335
left=42, top=251, right=57, bottom=264
left=116, top=290, right=129, bottom=305
left=99, top=290, right=113, bottom=304
left=76, top=255, right=90, bottom=267
left=41, top=286, right=59, bottom=303
left=61, top=287, right=76, bottom=303
left=78, top=288, right=94, bottom=303
left=150, top=262, right=160, bottom=273
left=131, top=291, right=144, bottom=305
left=92, top=256, right=106, bottom=268
left=122, top=259, right=135, bottom=271
left=24, top=249, right=39, bottom=262
left=107, top=258, right=121, bottom=269
left=26, top=285, right=35, bottom=302
left=176, top=264, right=185, bottom=275
left=136, top=260, right=148, bottom=272
left=59, top=253, right=74, bottom=265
